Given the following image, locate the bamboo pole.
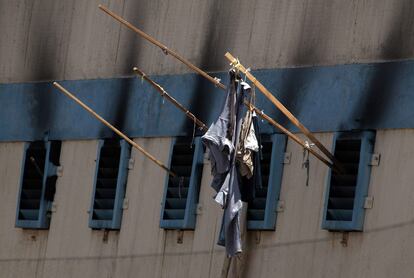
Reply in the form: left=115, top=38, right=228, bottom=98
left=247, top=104, right=334, bottom=168
left=98, top=4, right=337, bottom=170
left=133, top=67, right=208, bottom=132
left=133, top=67, right=333, bottom=169
left=98, top=4, right=224, bottom=90
left=52, top=82, right=176, bottom=177
left=225, top=52, right=343, bottom=172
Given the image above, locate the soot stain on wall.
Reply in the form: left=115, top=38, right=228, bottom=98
left=348, top=0, right=414, bottom=129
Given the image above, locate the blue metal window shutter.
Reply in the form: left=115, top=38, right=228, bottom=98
left=16, top=141, right=60, bottom=229
left=247, top=133, right=287, bottom=230
left=322, top=130, right=376, bottom=231
left=89, top=139, right=131, bottom=230
left=160, top=137, right=204, bottom=230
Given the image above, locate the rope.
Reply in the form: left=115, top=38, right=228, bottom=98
left=191, top=114, right=196, bottom=148
left=160, top=88, right=166, bottom=104
left=244, top=67, right=251, bottom=82
left=302, top=141, right=315, bottom=186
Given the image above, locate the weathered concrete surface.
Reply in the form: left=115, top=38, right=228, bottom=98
left=1, top=130, right=414, bottom=277
left=1, top=0, right=414, bottom=83
left=243, top=130, right=414, bottom=278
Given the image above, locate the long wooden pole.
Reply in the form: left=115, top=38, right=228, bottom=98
left=98, top=4, right=224, bottom=90
left=225, top=52, right=343, bottom=171
left=133, top=67, right=208, bottom=132
left=52, top=82, right=176, bottom=177
left=133, top=67, right=333, bottom=169
left=98, top=5, right=336, bottom=170
left=247, top=104, right=334, bottom=168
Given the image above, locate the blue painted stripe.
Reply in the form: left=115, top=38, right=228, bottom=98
left=1, top=60, right=414, bottom=141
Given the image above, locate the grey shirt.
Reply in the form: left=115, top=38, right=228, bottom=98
left=202, top=71, right=250, bottom=256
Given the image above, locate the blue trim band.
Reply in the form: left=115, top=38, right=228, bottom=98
left=2, top=60, right=414, bottom=141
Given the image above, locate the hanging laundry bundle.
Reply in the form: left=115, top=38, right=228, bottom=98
left=202, top=70, right=261, bottom=257
left=238, top=114, right=263, bottom=204
left=236, top=108, right=258, bottom=178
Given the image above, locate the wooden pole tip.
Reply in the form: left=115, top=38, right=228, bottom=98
left=132, top=67, right=138, bottom=72
left=224, top=52, right=233, bottom=59
left=52, top=82, right=58, bottom=86
left=98, top=4, right=103, bottom=8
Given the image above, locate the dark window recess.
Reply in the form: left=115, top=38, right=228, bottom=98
left=89, top=139, right=131, bottom=230
left=160, top=137, right=204, bottom=230
left=247, top=134, right=286, bottom=230
left=322, top=131, right=376, bottom=231
left=326, top=140, right=361, bottom=222
left=16, top=140, right=61, bottom=229
left=247, top=137, right=273, bottom=222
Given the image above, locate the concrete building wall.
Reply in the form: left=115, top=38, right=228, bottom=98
left=2, top=0, right=413, bottom=277
left=1, top=130, right=414, bottom=277
left=1, top=0, right=414, bottom=83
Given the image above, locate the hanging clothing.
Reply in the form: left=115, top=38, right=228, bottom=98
left=251, top=112, right=263, bottom=190
left=201, top=70, right=248, bottom=256
left=201, top=72, right=237, bottom=194
left=239, top=112, right=263, bottom=203
left=236, top=82, right=261, bottom=203
left=236, top=106, right=259, bottom=179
